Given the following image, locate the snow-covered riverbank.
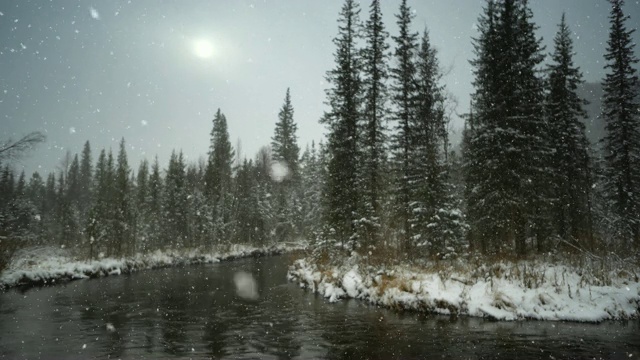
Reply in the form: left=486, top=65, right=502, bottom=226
left=288, top=256, right=640, bottom=322
left=0, top=242, right=306, bottom=290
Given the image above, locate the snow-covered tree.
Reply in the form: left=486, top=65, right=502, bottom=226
left=466, top=0, right=549, bottom=256
left=390, top=0, right=419, bottom=250
left=359, top=0, right=389, bottom=247
left=546, top=13, right=594, bottom=249
left=321, top=0, right=363, bottom=250
left=601, top=0, right=640, bottom=248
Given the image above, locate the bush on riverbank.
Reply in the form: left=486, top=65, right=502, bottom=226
left=288, top=249, right=640, bottom=322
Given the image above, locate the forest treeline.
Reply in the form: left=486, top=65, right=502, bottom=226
left=1, top=0, right=639, bottom=268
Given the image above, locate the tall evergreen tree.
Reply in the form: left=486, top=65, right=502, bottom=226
left=322, top=0, right=363, bottom=250
left=272, top=88, right=300, bottom=180
left=147, top=156, right=163, bottom=249
left=113, top=139, right=133, bottom=255
left=601, top=0, right=640, bottom=247
left=205, top=109, right=235, bottom=244
left=135, top=159, right=150, bottom=251
left=65, top=154, right=82, bottom=245
left=546, top=13, right=593, bottom=248
left=299, top=143, right=324, bottom=242
left=78, top=141, right=93, bottom=218
left=467, top=0, right=549, bottom=256
left=390, top=0, right=419, bottom=250
left=234, top=159, right=262, bottom=245
left=359, top=0, right=389, bottom=246
left=411, top=29, right=450, bottom=255
left=162, top=150, right=189, bottom=248
left=271, top=88, right=301, bottom=243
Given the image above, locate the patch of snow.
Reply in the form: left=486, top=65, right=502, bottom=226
left=0, top=242, right=308, bottom=290
left=288, top=257, right=640, bottom=322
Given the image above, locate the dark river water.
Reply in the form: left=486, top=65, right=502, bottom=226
left=0, top=255, right=639, bottom=359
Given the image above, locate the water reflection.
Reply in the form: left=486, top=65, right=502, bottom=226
left=0, top=255, right=638, bottom=359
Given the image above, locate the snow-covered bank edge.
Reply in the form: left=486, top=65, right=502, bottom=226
left=287, top=257, right=640, bottom=322
left=0, top=242, right=307, bottom=291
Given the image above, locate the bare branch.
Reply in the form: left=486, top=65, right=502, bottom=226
left=0, top=131, right=46, bottom=162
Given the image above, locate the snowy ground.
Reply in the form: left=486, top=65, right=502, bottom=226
left=288, top=255, right=640, bottom=322
left=0, top=242, right=307, bottom=290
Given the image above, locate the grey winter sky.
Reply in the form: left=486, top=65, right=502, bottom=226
left=1, top=0, right=639, bottom=176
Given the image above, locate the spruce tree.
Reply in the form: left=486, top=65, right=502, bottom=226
left=359, top=0, right=389, bottom=247
left=135, top=159, right=150, bottom=251
left=65, top=154, right=82, bottom=245
left=113, top=139, right=133, bottom=255
left=147, top=156, right=163, bottom=250
left=546, top=13, right=593, bottom=248
left=601, top=0, right=640, bottom=247
left=411, top=29, right=450, bottom=255
left=162, top=150, right=189, bottom=248
left=390, top=0, right=419, bottom=250
left=322, top=0, right=363, bottom=250
left=467, top=0, right=549, bottom=256
left=272, top=88, right=300, bottom=180
left=78, top=141, right=93, bottom=219
left=299, top=142, right=324, bottom=242
left=271, top=88, right=301, bottom=243
left=234, top=159, right=261, bottom=245
left=205, top=109, right=235, bottom=244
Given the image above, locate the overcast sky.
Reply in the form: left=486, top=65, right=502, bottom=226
left=2, top=0, right=639, bottom=176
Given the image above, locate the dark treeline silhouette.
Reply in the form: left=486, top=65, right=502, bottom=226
left=2, top=0, right=639, bottom=270
left=0, top=90, right=323, bottom=268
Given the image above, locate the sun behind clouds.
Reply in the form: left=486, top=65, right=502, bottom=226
left=192, top=38, right=214, bottom=59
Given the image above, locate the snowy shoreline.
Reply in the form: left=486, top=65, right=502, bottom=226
left=287, top=256, right=640, bottom=322
left=0, top=242, right=307, bottom=291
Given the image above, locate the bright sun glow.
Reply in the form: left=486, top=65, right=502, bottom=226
left=193, top=39, right=214, bottom=59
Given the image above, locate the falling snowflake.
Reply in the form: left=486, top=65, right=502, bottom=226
left=141, top=119, right=148, bottom=126
left=69, top=127, right=76, bottom=134
left=269, top=161, right=290, bottom=182
left=89, top=7, right=100, bottom=20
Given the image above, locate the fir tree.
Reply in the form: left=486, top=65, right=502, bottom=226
left=546, top=13, right=593, bottom=248
left=205, top=109, right=235, bottom=244
left=299, top=142, right=324, bottom=242
left=147, top=156, right=163, bottom=250
left=135, top=159, right=150, bottom=251
left=321, top=0, right=363, bottom=250
left=411, top=29, right=450, bottom=256
left=78, top=141, right=93, bottom=218
left=271, top=88, right=301, bottom=243
left=390, top=0, right=419, bottom=250
left=359, top=0, right=389, bottom=246
left=272, top=88, right=300, bottom=180
left=467, top=0, right=549, bottom=256
left=601, top=0, right=640, bottom=247
left=113, top=139, right=133, bottom=255
left=162, top=150, right=189, bottom=248
left=234, top=159, right=261, bottom=245
left=255, top=146, right=276, bottom=245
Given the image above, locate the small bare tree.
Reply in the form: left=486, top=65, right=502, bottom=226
left=0, top=131, right=46, bottom=162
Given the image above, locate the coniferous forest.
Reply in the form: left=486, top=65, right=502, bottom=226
left=1, top=0, right=640, bottom=273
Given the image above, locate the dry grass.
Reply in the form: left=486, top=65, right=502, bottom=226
left=374, top=273, right=412, bottom=296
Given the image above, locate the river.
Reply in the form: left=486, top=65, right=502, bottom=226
left=0, top=255, right=638, bottom=359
